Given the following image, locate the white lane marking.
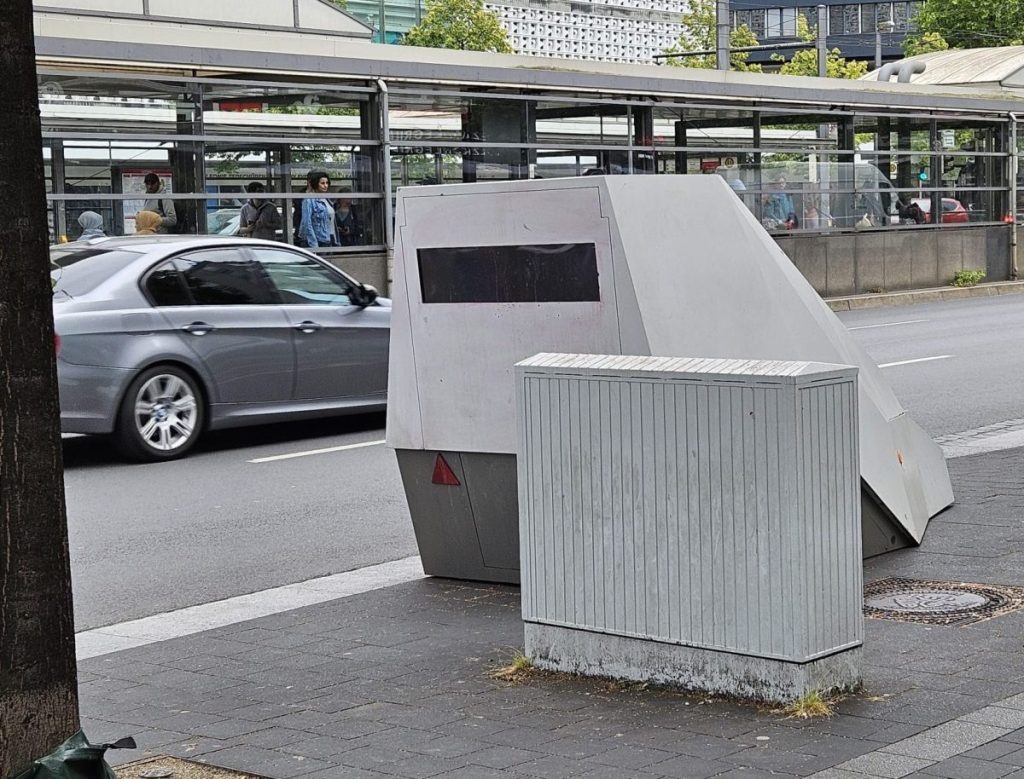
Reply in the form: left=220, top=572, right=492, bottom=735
left=847, top=319, right=928, bottom=331
left=248, top=438, right=386, bottom=463
left=75, top=555, right=424, bottom=661
left=937, top=417, right=1024, bottom=459
left=878, top=355, right=953, bottom=368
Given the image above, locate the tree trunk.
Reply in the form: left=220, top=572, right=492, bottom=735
left=0, top=2, right=80, bottom=774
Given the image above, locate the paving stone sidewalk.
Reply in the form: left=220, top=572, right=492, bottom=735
left=81, top=448, right=1024, bottom=778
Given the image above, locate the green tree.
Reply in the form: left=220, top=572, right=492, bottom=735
left=1, top=1, right=80, bottom=774
left=663, top=0, right=762, bottom=71
left=771, top=16, right=868, bottom=78
left=403, top=0, right=513, bottom=53
left=902, top=30, right=950, bottom=56
left=328, top=0, right=348, bottom=10
left=906, top=0, right=1024, bottom=49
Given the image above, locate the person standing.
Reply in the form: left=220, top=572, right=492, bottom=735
left=766, top=175, right=797, bottom=228
left=77, top=211, right=106, bottom=240
left=297, top=170, right=336, bottom=249
left=132, top=210, right=162, bottom=235
left=141, top=172, right=177, bottom=233
left=335, top=198, right=363, bottom=246
left=237, top=182, right=281, bottom=240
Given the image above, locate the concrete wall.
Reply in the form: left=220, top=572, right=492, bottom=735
left=339, top=225, right=1011, bottom=300
left=774, top=225, right=1012, bottom=297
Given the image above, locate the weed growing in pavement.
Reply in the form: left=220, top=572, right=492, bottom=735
left=488, top=649, right=536, bottom=683
left=779, top=689, right=837, bottom=719
left=952, top=269, right=985, bottom=287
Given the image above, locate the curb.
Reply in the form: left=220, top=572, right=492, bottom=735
left=826, top=280, right=1024, bottom=311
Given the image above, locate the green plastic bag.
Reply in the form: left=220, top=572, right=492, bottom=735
left=9, top=730, right=135, bottom=779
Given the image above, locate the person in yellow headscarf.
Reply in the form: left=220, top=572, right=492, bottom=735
left=134, top=210, right=163, bottom=235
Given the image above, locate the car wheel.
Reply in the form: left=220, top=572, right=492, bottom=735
left=114, top=365, right=204, bottom=462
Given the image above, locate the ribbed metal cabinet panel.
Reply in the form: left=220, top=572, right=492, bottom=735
left=516, top=354, right=862, bottom=664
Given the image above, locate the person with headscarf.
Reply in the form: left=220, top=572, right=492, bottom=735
left=133, top=210, right=163, bottom=235
left=77, top=211, right=106, bottom=240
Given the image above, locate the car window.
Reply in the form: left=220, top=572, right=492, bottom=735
left=144, top=261, right=192, bottom=306
left=50, top=248, right=143, bottom=297
left=252, top=248, right=354, bottom=306
left=941, top=200, right=957, bottom=212
left=172, top=249, right=276, bottom=305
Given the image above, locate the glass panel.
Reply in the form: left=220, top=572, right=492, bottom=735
left=893, top=1, right=910, bottom=29
left=172, top=250, right=277, bottom=305
left=844, top=4, right=861, bottom=34
left=38, top=74, right=194, bottom=135
left=145, top=261, right=192, bottom=307
left=766, top=9, right=782, bottom=38
left=750, top=8, right=766, bottom=37
left=252, top=248, right=355, bottom=305
left=829, top=6, right=844, bottom=33
left=201, top=86, right=368, bottom=141
left=50, top=248, right=144, bottom=296
left=862, top=5, right=877, bottom=33
left=781, top=8, right=798, bottom=36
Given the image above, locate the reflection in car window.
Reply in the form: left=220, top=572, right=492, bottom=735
left=49, top=248, right=143, bottom=297
left=145, top=261, right=192, bottom=306
left=173, top=249, right=275, bottom=305
left=252, top=249, right=354, bottom=306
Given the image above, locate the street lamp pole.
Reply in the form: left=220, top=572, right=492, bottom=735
left=876, top=18, right=895, bottom=69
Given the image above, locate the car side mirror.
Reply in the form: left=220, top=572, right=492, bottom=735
left=354, top=283, right=378, bottom=308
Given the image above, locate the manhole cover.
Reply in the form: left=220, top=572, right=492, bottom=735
left=864, top=577, right=1024, bottom=626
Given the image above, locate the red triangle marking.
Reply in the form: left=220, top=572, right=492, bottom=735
left=432, top=453, right=461, bottom=486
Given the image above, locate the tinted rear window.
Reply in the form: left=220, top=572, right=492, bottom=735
left=49, top=248, right=143, bottom=297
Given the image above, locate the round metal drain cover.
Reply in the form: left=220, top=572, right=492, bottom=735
left=863, top=577, right=1024, bottom=626
left=866, top=590, right=989, bottom=613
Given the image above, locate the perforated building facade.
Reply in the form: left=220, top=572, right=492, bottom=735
left=487, top=0, right=684, bottom=64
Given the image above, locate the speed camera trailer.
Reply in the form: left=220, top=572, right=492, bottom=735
left=386, top=175, right=953, bottom=584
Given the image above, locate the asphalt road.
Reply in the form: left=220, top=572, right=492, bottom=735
left=64, top=293, right=1024, bottom=631
left=837, top=294, right=1024, bottom=438
left=64, top=412, right=415, bottom=631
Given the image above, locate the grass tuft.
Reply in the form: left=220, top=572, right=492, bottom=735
left=488, top=650, right=535, bottom=683
left=780, top=689, right=836, bottom=719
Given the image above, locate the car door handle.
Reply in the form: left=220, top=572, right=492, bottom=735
left=294, top=320, right=322, bottom=334
left=182, top=321, right=214, bottom=336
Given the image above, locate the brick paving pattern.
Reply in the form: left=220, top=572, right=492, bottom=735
left=80, top=449, right=1024, bottom=777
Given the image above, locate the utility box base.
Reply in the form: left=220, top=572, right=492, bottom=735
left=526, top=623, right=862, bottom=704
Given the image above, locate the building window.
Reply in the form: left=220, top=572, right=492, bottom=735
left=862, top=4, right=876, bottom=32
left=829, top=5, right=844, bottom=34
left=798, top=6, right=818, bottom=32
left=843, top=4, right=860, bottom=34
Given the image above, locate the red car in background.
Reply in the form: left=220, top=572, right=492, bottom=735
left=911, top=197, right=970, bottom=224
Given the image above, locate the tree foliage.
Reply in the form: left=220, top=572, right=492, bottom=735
left=771, top=17, right=868, bottom=78
left=902, top=30, right=951, bottom=55
left=663, top=0, right=762, bottom=71
left=905, top=0, right=1024, bottom=50
left=403, top=0, right=513, bottom=53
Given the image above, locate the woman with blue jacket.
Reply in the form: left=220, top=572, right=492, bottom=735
left=298, top=170, right=337, bottom=248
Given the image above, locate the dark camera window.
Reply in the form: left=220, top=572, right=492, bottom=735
left=418, top=243, right=600, bottom=304
left=145, top=261, right=191, bottom=306
left=173, top=250, right=275, bottom=305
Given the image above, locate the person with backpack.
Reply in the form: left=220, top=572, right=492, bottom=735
left=141, top=172, right=177, bottom=233
left=237, top=182, right=281, bottom=240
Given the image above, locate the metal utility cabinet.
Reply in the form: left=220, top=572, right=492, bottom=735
left=516, top=354, right=864, bottom=702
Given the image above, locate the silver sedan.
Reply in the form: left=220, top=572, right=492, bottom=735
left=52, top=236, right=390, bottom=461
